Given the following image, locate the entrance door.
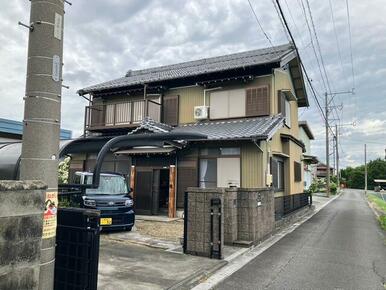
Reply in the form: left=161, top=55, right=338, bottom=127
left=152, top=170, right=160, bottom=215
left=135, top=168, right=153, bottom=215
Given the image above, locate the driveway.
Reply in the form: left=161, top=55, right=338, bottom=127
left=98, top=238, right=222, bottom=290
left=216, top=189, right=386, bottom=289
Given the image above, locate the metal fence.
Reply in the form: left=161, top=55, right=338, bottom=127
left=54, top=207, right=100, bottom=290
left=275, top=192, right=310, bottom=220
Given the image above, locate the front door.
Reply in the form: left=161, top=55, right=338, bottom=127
left=135, top=168, right=153, bottom=215
left=152, top=169, right=160, bottom=215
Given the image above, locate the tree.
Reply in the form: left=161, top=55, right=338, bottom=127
left=341, top=159, right=386, bottom=189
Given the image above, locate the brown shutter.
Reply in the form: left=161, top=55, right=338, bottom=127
left=245, top=85, right=270, bottom=117
left=162, top=95, right=179, bottom=126
left=294, top=161, right=302, bottom=182
left=278, top=91, right=286, bottom=117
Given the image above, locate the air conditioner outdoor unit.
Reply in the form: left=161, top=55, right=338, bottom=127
left=194, top=106, right=209, bottom=120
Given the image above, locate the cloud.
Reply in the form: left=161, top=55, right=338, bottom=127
left=0, top=0, right=385, bottom=166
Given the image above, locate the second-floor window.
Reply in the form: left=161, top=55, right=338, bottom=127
left=278, top=91, right=291, bottom=127
left=209, top=86, right=270, bottom=120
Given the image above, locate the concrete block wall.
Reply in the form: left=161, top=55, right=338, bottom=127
left=185, top=188, right=224, bottom=258
left=0, top=180, right=46, bottom=290
left=232, top=188, right=274, bottom=244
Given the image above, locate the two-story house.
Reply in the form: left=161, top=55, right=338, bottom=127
left=68, top=43, right=309, bottom=218
left=298, top=121, right=318, bottom=190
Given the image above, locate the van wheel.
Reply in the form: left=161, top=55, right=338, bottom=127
left=126, top=226, right=132, bottom=232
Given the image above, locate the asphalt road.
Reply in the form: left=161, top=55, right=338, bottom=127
left=217, top=189, right=386, bottom=290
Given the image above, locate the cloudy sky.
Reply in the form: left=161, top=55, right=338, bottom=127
left=1, top=0, right=385, bottom=167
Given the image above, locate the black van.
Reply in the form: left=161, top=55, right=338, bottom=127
left=75, top=172, right=135, bottom=231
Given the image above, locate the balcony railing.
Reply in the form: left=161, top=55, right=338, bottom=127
left=85, top=99, right=161, bottom=131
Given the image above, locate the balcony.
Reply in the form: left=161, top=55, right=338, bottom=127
left=85, top=99, right=161, bottom=132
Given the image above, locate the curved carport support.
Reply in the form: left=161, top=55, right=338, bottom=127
left=58, top=132, right=207, bottom=189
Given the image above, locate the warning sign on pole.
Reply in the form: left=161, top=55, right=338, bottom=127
left=42, top=191, right=58, bottom=239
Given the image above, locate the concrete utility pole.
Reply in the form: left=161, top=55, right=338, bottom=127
left=19, top=1, right=65, bottom=289
left=364, top=144, right=367, bottom=194
left=325, top=92, right=330, bottom=197
left=335, top=124, right=339, bottom=189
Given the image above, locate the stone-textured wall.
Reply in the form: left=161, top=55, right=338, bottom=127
left=185, top=188, right=224, bottom=259
left=185, top=187, right=275, bottom=258
left=235, top=188, right=275, bottom=244
left=0, top=180, right=46, bottom=290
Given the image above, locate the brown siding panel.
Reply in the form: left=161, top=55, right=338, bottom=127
left=162, top=95, right=179, bottom=126
left=177, top=165, right=197, bottom=208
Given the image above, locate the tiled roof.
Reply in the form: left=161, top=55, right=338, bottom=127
left=174, top=115, right=284, bottom=140
left=129, top=117, right=173, bottom=134
left=131, top=115, right=284, bottom=141
left=78, top=43, right=294, bottom=94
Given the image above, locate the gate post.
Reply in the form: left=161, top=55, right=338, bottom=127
left=168, top=165, right=176, bottom=218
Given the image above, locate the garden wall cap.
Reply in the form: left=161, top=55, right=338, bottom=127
left=0, top=180, right=47, bottom=191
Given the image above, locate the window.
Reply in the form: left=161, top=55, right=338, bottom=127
left=199, top=159, right=217, bottom=188
left=285, top=99, right=291, bottom=127
left=271, top=157, right=284, bottom=191
left=246, top=86, right=270, bottom=117
left=210, top=89, right=246, bottom=119
left=199, top=147, right=241, bottom=188
left=278, top=91, right=291, bottom=127
left=217, top=158, right=240, bottom=187
left=294, top=161, right=302, bottom=182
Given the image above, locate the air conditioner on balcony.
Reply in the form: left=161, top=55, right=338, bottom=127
left=194, top=106, right=209, bottom=120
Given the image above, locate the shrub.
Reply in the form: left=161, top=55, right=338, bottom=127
left=330, top=182, right=337, bottom=195
left=379, top=215, right=386, bottom=231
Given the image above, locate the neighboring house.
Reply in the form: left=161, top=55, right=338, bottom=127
left=298, top=121, right=318, bottom=190
left=316, top=162, right=333, bottom=178
left=69, top=43, right=309, bottom=217
left=0, top=118, right=72, bottom=142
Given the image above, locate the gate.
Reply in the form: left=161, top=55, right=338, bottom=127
left=54, top=207, right=100, bottom=290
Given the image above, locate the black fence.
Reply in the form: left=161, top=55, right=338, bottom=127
left=54, top=207, right=100, bottom=290
left=275, top=192, right=311, bottom=220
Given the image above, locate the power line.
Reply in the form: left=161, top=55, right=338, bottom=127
left=298, top=0, right=328, bottom=94
left=304, top=0, right=333, bottom=94
left=271, top=0, right=291, bottom=43
left=328, top=0, right=344, bottom=73
left=345, top=0, right=355, bottom=90
left=246, top=0, right=277, bottom=53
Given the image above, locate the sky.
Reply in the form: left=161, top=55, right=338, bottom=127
left=0, top=0, right=385, bottom=168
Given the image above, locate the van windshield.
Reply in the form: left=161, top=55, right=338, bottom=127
left=84, top=175, right=128, bottom=195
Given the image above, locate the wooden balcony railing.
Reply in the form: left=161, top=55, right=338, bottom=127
left=85, top=100, right=161, bottom=131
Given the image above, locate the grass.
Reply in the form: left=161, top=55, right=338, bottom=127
left=367, top=194, right=386, bottom=231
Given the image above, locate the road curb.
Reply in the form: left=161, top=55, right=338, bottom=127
left=191, top=192, right=342, bottom=290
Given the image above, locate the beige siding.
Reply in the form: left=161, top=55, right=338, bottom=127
left=164, top=86, right=204, bottom=124
left=241, top=142, right=264, bottom=188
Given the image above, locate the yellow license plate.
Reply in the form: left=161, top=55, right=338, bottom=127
left=100, top=218, right=112, bottom=226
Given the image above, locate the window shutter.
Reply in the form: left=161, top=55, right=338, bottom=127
left=278, top=91, right=286, bottom=117
left=294, top=161, right=302, bottom=182
left=271, top=158, right=278, bottom=189
left=162, top=95, right=179, bottom=126
left=246, top=86, right=270, bottom=117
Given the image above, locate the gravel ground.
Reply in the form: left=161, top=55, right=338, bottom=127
left=134, top=219, right=184, bottom=242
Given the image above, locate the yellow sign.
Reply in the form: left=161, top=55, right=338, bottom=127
left=42, top=191, right=58, bottom=239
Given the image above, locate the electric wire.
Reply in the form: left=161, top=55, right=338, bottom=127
left=246, top=0, right=278, bottom=54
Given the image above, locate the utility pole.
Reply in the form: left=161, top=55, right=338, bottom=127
left=335, top=124, right=339, bottom=189
left=364, top=144, right=367, bottom=194
left=19, top=1, right=65, bottom=289
left=325, top=92, right=330, bottom=197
